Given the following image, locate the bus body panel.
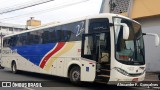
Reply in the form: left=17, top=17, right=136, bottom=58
left=109, top=59, right=145, bottom=82
left=80, top=58, right=96, bottom=81
left=1, top=41, right=96, bottom=81
left=108, top=15, right=146, bottom=82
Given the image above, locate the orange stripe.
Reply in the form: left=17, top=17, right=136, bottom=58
left=40, top=42, right=65, bottom=68
left=44, top=42, right=75, bottom=71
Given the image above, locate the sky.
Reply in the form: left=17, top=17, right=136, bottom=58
left=0, top=0, right=102, bottom=25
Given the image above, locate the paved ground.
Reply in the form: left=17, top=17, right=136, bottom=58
left=0, top=68, right=159, bottom=90
left=145, top=72, right=159, bottom=81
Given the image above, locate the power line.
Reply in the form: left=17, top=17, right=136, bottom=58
left=0, top=0, right=89, bottom=21
left=0, top=0, right=55, bottom=14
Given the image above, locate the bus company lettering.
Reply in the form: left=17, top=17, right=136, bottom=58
left=0, top=49, right=17, bottom=54
left=12, top=82, right=42, bottom=88
left=76, top=21, right=85, bottom=37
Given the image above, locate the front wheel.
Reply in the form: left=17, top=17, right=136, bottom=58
left=69, top=67, right=81, bottom=85
left=11, top=62, right=18, bottom=74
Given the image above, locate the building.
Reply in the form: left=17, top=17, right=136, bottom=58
left=0, top=17, right=41, bottom=49
left=0, top=22, right=26, bottom=35
left=0, top=17, right=41, bottom=36
left=27, top=17, right=41, bottom=27
left=100, top=0, right=160, bottom=72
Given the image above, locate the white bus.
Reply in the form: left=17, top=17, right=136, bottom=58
left=1, top=13, right=159, bottom=84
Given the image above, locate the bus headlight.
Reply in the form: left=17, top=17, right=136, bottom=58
left=113, top=67, right=129, bottom=76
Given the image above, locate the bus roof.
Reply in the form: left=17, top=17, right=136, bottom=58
left=3, top=13, right=139, bottom=38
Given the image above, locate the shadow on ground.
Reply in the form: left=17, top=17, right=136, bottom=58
left=3, top=69, right=137, bottom=90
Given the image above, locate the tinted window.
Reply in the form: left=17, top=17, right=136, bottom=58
left=3, top=37, right=10, bottom=47
left=61, top=21, right=85, bottom=41
left=27, top=31, right=41, bottom=45
left=89, top=18, right=109, bottom=33
left=18, top=33, right=28, bottom=46
left=3, top=20, right=86, bottom=47
left=3, top=35, right=18, bottom=47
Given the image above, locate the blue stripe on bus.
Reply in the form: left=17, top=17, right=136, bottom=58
left=11, top=43, right=57, bottom=66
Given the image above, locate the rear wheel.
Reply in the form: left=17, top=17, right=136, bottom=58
left=0, top=65, right=4, bottom=69
left=69, top=66, right=81, bottom=85
left=11, top=62, right=18, bottom=74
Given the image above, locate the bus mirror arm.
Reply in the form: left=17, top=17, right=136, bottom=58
left=143, top=33, right=160, bottom=46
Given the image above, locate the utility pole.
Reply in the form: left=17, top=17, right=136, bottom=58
left=0, top=32, right=4, bottom=69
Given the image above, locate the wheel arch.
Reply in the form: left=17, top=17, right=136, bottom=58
left=67, top=63, right=81, bottom=77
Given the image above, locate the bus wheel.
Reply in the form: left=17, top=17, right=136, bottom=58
left=0, top=65, right=4, bottom=69
left=69, top=66, right=81, bottom=85
left=11, top=62, right=18, bottom=74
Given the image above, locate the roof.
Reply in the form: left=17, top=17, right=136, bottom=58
left=4, top=13, right=138, bottom=38
left=0, top=22, right=26, bottom=29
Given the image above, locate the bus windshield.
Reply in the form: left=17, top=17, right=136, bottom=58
left=113, top=17, right=145, bottom=65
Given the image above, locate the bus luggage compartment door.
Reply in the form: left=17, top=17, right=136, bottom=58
left=80, top=59, right=96, bottom=82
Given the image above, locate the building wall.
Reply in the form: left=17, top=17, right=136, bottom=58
left=27, top=20, right=41, bottom=26
left=27, top=19, right=41, bottom=26
left=0, top=27, right=25, bottom=35
left=0, top=26, right=25, bottom=47
left=136, top=16, right=160, bottom=72
left=131, top=0, right=160, bottom=19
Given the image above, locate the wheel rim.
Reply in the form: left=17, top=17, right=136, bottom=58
left=12, top=64, right=16, bottom=72
left=72, top=71, right=80, bottom=81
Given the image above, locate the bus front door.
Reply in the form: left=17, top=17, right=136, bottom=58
left=82, top=33, right=111, bottom=82
left=81, top=34, right=96, bottom=81
left=82, top=33, right=110, bottom=63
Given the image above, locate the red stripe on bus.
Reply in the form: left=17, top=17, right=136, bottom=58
left=40, top=42, right=65, bottom=68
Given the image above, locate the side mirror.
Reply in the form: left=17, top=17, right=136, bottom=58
left=155, top=34, right=160, bottom=46
left=144, top=33, right=160, bottom=46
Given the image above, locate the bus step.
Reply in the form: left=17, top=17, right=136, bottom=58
left=96, top=75, right=110, bottom=82
left=97, top=75, right=110, bottom=78
left=100, top=69, right=110, bottom=75
left=101, top=69, right=110, bottom=72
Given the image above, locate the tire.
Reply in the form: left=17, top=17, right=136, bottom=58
left=158, top=74, right=160, bottom=80
left=11, top=62, right=18, bottom=74
left=0, top=67, right=4, bottom=69
left=0, top=65, right=4, bottom=69
left=69, top=66, right=81, bottom=85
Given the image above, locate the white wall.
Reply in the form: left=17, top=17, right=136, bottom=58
left=137, top=16, right=160, bottom=72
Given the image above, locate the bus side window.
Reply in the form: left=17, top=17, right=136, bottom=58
left=8, top=36, right=18, bottom=47
left=18, top=33, right=27, bottom=46
left=3, top=39, right=9, bottom=47
left=42, top=31, right=49, bottom=44
left=41, top=28, right=58, bottom=44
left=63, top=30, right=71, bottom=42
left=50, top=30, right=57, bottom=43
left=61, top=24, right=72, bottom=42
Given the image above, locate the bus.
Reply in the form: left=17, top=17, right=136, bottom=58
left=0, top=13, right=159, bottom=84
